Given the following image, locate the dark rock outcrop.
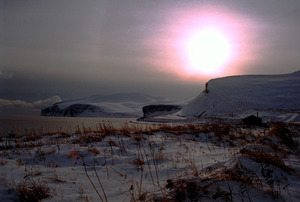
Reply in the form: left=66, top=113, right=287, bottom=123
left=142, top=105, right=182, bottom=118
left=41, top=104, right=103, bottom=117
left=242, top=115, right=262, bottom=126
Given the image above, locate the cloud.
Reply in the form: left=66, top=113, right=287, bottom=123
left=0, top=70, right=13, bottom=79
left=32, top=96, right=62, bottom=109
left=0, top=96, right=62, bottom=109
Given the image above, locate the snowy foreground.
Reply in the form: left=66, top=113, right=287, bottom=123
left=0, top=121, right=299, bottom=201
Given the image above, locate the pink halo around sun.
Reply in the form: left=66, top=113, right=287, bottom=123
left=170, top=6, right=254, bottom=78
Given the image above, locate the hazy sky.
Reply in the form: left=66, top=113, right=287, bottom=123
left=1, top=0, right=300, bottom=114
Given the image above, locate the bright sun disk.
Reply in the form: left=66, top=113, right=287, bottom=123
left=186, top=28, right=231, bottom=75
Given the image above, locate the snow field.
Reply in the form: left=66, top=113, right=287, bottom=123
left=0, top=122, right=299, bottom=201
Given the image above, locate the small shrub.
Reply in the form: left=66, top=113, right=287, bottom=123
left=16, top=176, right=51, bottom=202
left=165, top=179, right=209, bottom=201
left=88, top=147, right=100, bottom=155
left=16, top=158, right=23, bottom=166
left=1, top=150, right=12, bottom=158
left=130, top=158, right=144, bottom=167
left=36, top=148, right=56, bottom=156
left=108, top=139, right=118, bottom=147
left=211, top=124, right=231, bottom=140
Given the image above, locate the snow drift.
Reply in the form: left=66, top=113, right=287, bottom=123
left=179, top=71, right=300, bottom=122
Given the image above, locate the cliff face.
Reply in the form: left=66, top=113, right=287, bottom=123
left=142, top=105, right=182, bottom=118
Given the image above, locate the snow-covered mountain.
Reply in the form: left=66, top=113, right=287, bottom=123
left=179, top=71, right=300, bottom=122
left=41, top=93, right=180, bottom=117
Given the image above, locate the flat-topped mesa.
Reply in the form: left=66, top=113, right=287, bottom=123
left=178, top=71, right=300, bottom=122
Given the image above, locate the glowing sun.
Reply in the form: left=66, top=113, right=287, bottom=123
left=186, top=28, right=231, bottom=75
left=169, top=6, right=255, bottom=78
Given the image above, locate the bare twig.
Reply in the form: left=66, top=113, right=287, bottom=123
left=93, top=157, right=108, bottom=202
left=82, top=157, right=104, bottom=202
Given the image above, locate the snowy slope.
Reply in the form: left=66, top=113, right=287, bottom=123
left=179, top=71, right=300, bottom=122
left=41, top=93, right=180, bottom=117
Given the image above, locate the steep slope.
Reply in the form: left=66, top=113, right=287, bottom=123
left=41, top=93, right=179, bottom=117
left=179, top=71, right=300, bottom=122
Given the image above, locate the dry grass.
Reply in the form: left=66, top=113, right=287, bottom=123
left=155, top=123, right=205, bottom=135
left=16, top=176, right=51, bottom=202
left=146, top=122, right=299, bottom=201
left=47, top=174, right=66, bottom=183
left=268, top=122, right=298, bottom=149
left=161, top=178, right=236, bottom=202
left=240, top=148, right=293, bottom=174
left=130, top=158, right=145, bottom=167
left=0, top=160, right=8, bottom=165
left=88, top=147, right=100, bottom=155
left=221, top=162, right=263, bottom=188
left=76, top=133, right=105, bottom=144
left=16, top=158, right=23, bottom=166
left=1, top=120, right=299, bottom=201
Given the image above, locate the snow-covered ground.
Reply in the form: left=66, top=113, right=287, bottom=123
left=178, top=71, right=300, bottom=123
left=0, top=122, right=299, bottom=201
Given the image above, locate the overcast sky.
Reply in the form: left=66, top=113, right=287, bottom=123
left=1, top=0, right=300, bottom=114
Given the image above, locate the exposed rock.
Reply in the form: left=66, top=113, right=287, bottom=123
left=41, top=104, right=103, bottom=117
left=40, top=104, right=62, bottom=116
left=142, top=105, right=182, bottom=118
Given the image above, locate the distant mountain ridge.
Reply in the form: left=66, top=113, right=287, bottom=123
left=41, top=92, right=179, bottom=117
left=179, top=71, right=300, bottom=122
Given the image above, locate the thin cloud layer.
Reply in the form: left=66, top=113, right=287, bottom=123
left=0, top=70, right=13, bottom=79
left=0, top=96, right=61, bottom=109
